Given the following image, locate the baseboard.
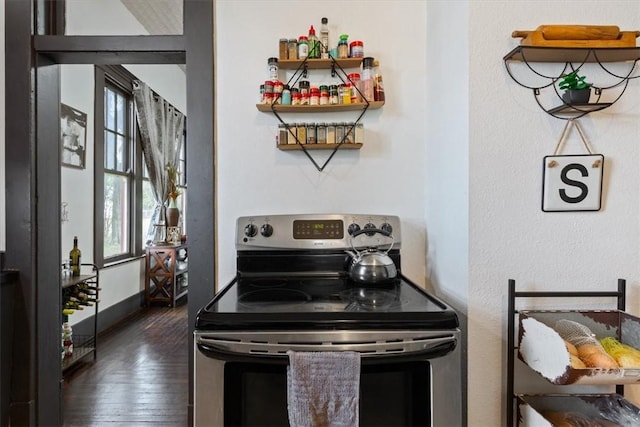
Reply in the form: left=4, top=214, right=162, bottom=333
left=71, top=291, right=145, bottom=337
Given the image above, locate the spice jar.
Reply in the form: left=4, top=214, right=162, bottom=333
left=291, top=88, right=301, bottom=105
left=349, top=40, right=364, bottom=58
left=306, top=123, right=316, bottom=144
left=299, top=80, right=310, bottom=105
left=339, top=84, right=351, bottom=104
left=317, top=123, right=327, bottom=144
left=344, top=122, right=355, bottom=143
left=296, top=123, right=306, bottom=144
left=336, top=122, right=345, bottom=143
left=281, top=85, right=291, bottom=105
left=279, top=39, right=288, bottom=60
left=264, top=80, right=274, bottom=94
left=338, top=34, right=349, bottom=58
left=267, top=57, right=279, bottom=81
left=278, top=124, right=288, bottom=145
left=288, top=39, right=298, bottom=60
left=309, top=87, right=320, bottom=106
left=348, top=73, right=361, bottom=103
left=355, top=123, right=364, bottom=144
left=273, top=81, right=284, bottom=104
left=329, top=85, right=339, bottom=105
left=298, top=36, right=309, bottom=59
left=319, top=85, right=329, bottom=105
left=326, top=123, right=336, bottom=144
left=361, top=56, right=375, bottom=101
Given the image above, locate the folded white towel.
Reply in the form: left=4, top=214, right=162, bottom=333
left=287, top=351, right=361, bottom=427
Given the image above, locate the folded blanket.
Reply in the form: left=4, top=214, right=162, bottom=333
left=287, top=351, right=361, bottom=427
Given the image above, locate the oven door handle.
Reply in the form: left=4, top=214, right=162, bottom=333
left=197, top=334, right=457, bottom=359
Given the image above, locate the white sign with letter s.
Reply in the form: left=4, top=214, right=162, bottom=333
left=542, top=154, right=604, bottom=212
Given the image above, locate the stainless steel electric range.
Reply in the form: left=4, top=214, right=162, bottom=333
left=194, top=214, right=461, bottom=427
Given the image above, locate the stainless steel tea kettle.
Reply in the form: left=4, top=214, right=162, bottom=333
left=346, top=228, right=397, bottom=285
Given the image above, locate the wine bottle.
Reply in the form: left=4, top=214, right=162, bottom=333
left=68, top=296, right=94, bottom=306
left=64, top=301, right=84, bottom=310
left=69, top=236, right=82, bottom=277
left=75, top=292, right=99, bottom=303
left=78, top=282, right=101, bottom=292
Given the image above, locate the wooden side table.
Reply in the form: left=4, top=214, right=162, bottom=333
left=145, top=244, right=188, bottom=307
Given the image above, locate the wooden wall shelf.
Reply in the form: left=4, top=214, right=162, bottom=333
left=277, top=143, right=362, bottom=151
left=257, top=101, right=383, bottom=113
left=278, top=57, right=362, bottom=70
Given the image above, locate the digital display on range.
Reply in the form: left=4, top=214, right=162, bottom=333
left=293, top=219, right=344, bottom=239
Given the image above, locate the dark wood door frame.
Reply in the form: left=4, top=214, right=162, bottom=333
left=4, top=1, right=215, bottom=424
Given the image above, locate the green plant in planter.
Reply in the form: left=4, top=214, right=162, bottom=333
left=558, top=70, right=592, bottom=104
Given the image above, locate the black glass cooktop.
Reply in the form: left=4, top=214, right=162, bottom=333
left=195, top=275, right=459, bottom=331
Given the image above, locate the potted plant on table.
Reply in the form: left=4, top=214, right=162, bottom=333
left=558, top=70, right=592, bottom=105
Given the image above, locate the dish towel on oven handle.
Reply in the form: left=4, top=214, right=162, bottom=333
left=287, top=351, right=361, bottom=427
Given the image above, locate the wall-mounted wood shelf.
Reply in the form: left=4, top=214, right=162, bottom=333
left=277, top=143, right=362, bottom=151
left=503, top=46, right=640, bottom=63
left=278, top=57, right=362, bottom=70
left=257, top=101, right=383, bottom=113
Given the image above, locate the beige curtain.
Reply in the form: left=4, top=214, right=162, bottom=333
left=132, top=80, right=185, bottom=243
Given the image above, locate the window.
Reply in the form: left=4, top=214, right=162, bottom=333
left=94, top=65, right=143, bottom=266
left=94, top=65, right=187, bottom=267
left=103, top=84, right=132, bottom=259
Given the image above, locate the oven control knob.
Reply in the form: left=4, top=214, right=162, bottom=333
left=260, top=223, right=274, bottom=237
left=380, top=222, right=393, bottom=235
left=364, top=223, right=376, bottom=236
left=347, top=223, right=361, bottom=236
left=244, top=224, right=258, bottom=237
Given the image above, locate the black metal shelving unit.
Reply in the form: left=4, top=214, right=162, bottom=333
left=503, top=46, right=640, bottom=120
left=506, top=278, right=626, bottom=426
left=61, top=263, right=100, bottom=372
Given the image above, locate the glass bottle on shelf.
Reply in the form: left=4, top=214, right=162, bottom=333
left=308, top=25, right=320, bottom=59
left=69, top=236, right=81, bottom=277
left=360, top=57, right=375, bottom=102
left=373, top=59, right=385, bottom=102
left=320, top=18, right=329, bottom=59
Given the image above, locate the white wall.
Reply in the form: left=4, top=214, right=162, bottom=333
left=63, top=0, right=186, bottom=325
left=468, top=2, right=640, bottom=425
left=215, top=0, right=432, bottom=289
left=425, top=1, right=469, bottom=314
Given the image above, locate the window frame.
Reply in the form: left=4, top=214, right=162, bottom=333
left=94, top=65, right=144, bottom=267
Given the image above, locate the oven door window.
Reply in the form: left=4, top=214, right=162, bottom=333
left=224, top=361, right=431, bottom=427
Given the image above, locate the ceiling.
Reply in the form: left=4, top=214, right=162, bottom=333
left=120, top=0, right=183, bottom=35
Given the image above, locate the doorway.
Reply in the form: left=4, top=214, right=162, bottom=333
left=4, top=0, right=215, bottom=424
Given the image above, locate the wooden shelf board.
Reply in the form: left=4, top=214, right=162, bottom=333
left=277, top=143, right=362, bottom=151
left=257, top=101, right=383, bottom=113
left=504, top=46, right=640, bottom=63
left=278, top=57, right=362, bottom=69
left=547, top=102, right=612, bottom=116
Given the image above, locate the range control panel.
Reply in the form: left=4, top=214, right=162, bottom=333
left=236, top=214, right=401, bottom=251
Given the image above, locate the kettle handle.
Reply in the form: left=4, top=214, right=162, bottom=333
left=349, top=228, right=394, bottom=255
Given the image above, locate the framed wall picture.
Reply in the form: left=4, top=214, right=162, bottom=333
left=60, top=103, right=87, bottom=169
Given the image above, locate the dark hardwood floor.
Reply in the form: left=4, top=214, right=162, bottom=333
left=62, top=301, right=188, bottom=427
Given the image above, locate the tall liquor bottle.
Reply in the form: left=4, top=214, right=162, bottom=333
left=69, top=236, right=81, bottom=277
